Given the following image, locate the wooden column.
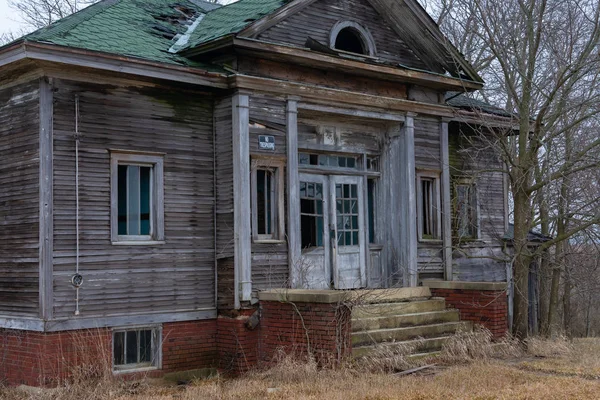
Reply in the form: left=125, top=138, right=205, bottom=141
left=286, top=98, right=300, bottom=288
left=232, top=93, right=251, bottom=306
left=440, top=119, right=453, bottom=281
left=400, top=113, right=418, bottom=287
left=39, top=77, right=54, bottom=321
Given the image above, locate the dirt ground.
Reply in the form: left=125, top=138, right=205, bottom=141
left=2, top=338, right=599, bottom=400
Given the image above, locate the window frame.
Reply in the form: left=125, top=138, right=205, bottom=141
left=329, top=21, right=377, bottom=57
left=454, top=179, right=480, bottom=240
left=251, top=158, right=285, bottom=243
left=112, top=325, right=162, bottom=373
left=416, top=171, right=442, bottom=242
left=110, top=151, right=165, bottom=245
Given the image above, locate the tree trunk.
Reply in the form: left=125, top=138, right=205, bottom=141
left=512, top=183, right=532, bottom=339
left=562, top=266, right=572, bottom=337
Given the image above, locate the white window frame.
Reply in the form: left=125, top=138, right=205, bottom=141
left=110, top=151, right=165, bottom=245
left=454, top=179, right=480, bottom=240
left=416, top=171, right=442, bottom=242
left=112, top=325, right=162, bottom=373
left=251, top=158, right=285, bottom=243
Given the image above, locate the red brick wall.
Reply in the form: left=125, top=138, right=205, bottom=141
left=431, top=288, right=508, bottom=338
left=259, top=301, right=352, bottom=366
left=216, top=312, right=260, bottom=373
left=1, top=320, right=218, bottom=387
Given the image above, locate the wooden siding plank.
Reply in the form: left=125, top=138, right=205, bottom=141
left=51, top=79, right=215, bottom=319
left=0, top=80, right=40, bottom=318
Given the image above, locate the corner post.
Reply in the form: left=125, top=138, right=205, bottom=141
left=232, top=93, right=251, bottom=305
left=39, top=77, right=54, bottom=321
left=401, top=112, right=418, bottom=287
left=286, top=98, right=300, bottom=288
left=440, top=119, right=453, bottom=281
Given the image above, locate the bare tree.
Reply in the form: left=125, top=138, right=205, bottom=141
left=424, top=0, right=600, bottom=338
left=9, top=0, right=98, bottom=29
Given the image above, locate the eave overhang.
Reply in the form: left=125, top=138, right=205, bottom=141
left=185, top=37, right=484, bottom=92
left=0, top=41, right=230, bottom=89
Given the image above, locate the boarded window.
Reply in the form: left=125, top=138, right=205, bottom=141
left=113, top=327, right=160, bottom=371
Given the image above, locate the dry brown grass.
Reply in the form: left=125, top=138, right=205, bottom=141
left=2, top=338, right=600, bottom=400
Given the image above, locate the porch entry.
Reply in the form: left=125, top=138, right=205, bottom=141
left=298, top=172, right=366, bottom=289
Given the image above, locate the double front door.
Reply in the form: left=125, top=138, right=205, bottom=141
left=298, top=173, right=366, bottom=289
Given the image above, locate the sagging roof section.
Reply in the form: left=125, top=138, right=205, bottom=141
left=14, top=0, right=222, bottom=68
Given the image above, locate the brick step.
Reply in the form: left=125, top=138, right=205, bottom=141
left=351, top=321, right=472, bottom=347
left=352, top=298, right=446, bottom=318
left=352, top=310, right=460, bottom=332
left=352, top=336, right=452, bottom=358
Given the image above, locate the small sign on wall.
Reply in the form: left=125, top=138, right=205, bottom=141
left=259, top=135, right=275, bottom=151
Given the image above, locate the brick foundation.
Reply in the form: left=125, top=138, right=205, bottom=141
left=1, top=320, right=218, bottom=387
left=429, top=282, right=508, bottom=339
left=260, top=300, right=352, bottom=365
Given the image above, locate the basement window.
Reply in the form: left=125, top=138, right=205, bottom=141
left=113, top=327, right=161, bottom=372
left=417, top=172, right=441, bottom=241
left=251, top=159, right=285, bottom=242
left=111, top=152, right=164, bottom=244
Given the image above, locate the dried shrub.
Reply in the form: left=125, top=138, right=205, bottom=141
left=526, top=336, right=573, bottom=358
left=439, top=326, right=522, bottom=363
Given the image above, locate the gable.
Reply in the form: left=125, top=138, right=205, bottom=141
left=254, top=0, right=430, bottom=71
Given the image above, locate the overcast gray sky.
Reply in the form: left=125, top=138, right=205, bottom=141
left=0, top=0, right=27, bottom=37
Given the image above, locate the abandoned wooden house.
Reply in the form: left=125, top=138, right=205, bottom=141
left=0, top=0, right=513, bottom=386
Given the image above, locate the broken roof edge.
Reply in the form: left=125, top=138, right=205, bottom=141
left=0, top=40, right=230, bottom=88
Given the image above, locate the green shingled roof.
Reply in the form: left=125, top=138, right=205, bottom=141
left=20, top=0, right=223, bottom=69
left=184, top=0, right=287, bottom=49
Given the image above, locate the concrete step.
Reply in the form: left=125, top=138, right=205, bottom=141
left=352, top=310, right=460, bottom=332
left=351, top=321, right=472, bottom=347
left=348, top=287, right=432, bottom=304
left=352, top=298, right=446, bottom=318
left=352, top=336, right=452, bottom=358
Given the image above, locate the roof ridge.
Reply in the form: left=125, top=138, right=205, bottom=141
left=26, top=0, right=122, bottom=42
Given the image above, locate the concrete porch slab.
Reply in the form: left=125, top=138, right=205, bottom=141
left=425, top=281, right=507, bottom=291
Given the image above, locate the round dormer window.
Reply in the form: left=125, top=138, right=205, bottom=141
left=329, top=21, right=377, bottom=57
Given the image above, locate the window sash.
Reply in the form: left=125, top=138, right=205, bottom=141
left=251, top=160, right=285, bottom=242
left=417, top=173, right=441, bottom=241
left=111, top=152, right=164, bottom=244
left=113, top=328, right=159, bottom=371
left=456, top=183, right=478, bottom=239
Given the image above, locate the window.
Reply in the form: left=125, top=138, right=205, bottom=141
left=299, top=152, right=358, bottom=169
left=335, top=183, right=360, bottom=246
left=367, top=179, right=377, bottom=244
left=300, top=181, right=324, bottom=248
left=251, top=159, right=284, bottom=242
left=113, top=327, right=160, bottom=372
left=455, top=182, right=478, bottom=239
left=417, top=172, right=441, bottom=241
left=111, top=152, right=164, bottom=244
left=329, top=21, right=377, bottom=57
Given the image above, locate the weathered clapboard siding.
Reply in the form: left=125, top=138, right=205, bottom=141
left=449, top=121, right=508, bottom=282
left=257, top=0, right=427, bottom=70
left=248, top=95, right=289, bottom=294
left=251, top=243, right=289, bottom=293
left=51, top=79, right=215, bottom=319
left=217, top=257, right=235, bottom=311
left=297, top=117, right=383, bottom=154
left=415, top=116, right=444, bottom=275
left=414, top=116, right=442, bottom=171
left=249, top=95, right=287, bottom=157
left=215, top=96, right=234, bottom=259
left=0, top=81, right=40, bottom=317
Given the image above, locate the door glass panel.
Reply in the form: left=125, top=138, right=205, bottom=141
left=336, top=183, right=360, bottom=246
left=300, top=181, right=324, bottom=248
